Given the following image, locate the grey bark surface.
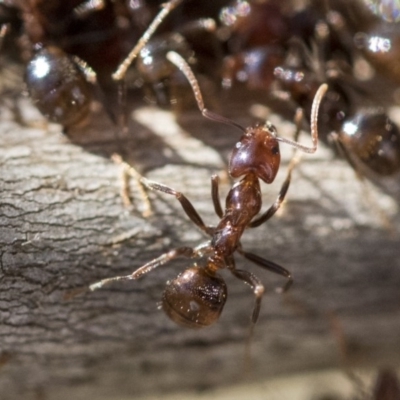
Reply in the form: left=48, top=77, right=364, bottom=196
left=1, top=88, right=400, bottom=400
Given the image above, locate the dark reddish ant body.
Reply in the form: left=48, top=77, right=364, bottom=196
left=88, top=51, right=327, bottom=329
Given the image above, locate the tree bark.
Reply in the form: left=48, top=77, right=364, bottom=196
left=1, top=89, right=400, bottom=400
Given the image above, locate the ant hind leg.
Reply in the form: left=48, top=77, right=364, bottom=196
left=238, top=248, right=293, bottom=293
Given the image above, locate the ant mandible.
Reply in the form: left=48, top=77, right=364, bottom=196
left=89, top=51, right=328, bottom=330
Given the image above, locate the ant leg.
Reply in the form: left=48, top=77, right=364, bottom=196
left=72, top=56, right=97, bottom=84
left=72, top=55, right=118, bottom=126
left=248, top=162, right=294, bottom=228
left=73, top=0, right=105, bottom=18
left=228, top=259, right=264, bottom=369
left=113, top=0, right=183, bottom=81
left=0, top=24, right=9, bottom=50
left=178, top=18, right=216, bottom=37
left=89, top=246, right=197, bottom=292
left=229, top=268, right=264, bottom=325
left=211, top=174, right=223, bottom=218
left=141, top=177, right=213, bottom=236
left=293, top=107, right=304, bottom=142
left=112, top=154, right=152, bottom=218
left=238, top=248, right=293, bottom=293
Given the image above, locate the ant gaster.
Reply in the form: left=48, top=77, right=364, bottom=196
left=89, top=51, right=328, bottom=329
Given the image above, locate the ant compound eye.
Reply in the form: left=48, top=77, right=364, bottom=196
left=272, top=146, right=279, bottom=155
left=162, top=267, right=227, bottom=329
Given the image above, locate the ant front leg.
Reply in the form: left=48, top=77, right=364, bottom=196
left=211, top=174, right=223, bottom=218
left=248, top=160, right=294, bottom=228
left=141, top=177, right=213, bottom=236
left=238, top=248, right=293, bottom=293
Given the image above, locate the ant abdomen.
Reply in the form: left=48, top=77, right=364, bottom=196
left=136, top=33, right=194, bottom=106
left=25, top=46, right=92, bottom=127
left=162, top=266, right=227, bottom=329
left=137, top=33, right=194, bottom=83
left=341, top=110, right=400, bottom=175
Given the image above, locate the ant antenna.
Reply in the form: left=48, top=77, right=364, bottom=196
left=166, top=51, right=246, bottom=133
left=276, top=83, right=328, bottom=153
left=112, top=0, right=183, bottom=81
left=167, top=50, right=328, bottom=146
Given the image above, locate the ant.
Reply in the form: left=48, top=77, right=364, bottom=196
left=4, top=0, right=185, bottom=129
left=12, top=0, right=120, bottom=128
left=88, top=50, right=328, bottom=329
left=273, top=23, right=400, bottom=178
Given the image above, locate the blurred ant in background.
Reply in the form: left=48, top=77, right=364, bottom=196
left=2, top=0, right=180, bottom=128
left=218, top=0, right=400, bottom=180
left=0, top=0, right=232, bottom=130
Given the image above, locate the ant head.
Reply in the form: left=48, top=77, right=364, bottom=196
left=162, top=266, right=227, bottom=329
left=229, top=122, right=280, bottom=183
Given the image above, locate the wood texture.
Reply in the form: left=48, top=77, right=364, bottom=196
left=1, top=86, right=400, bottom=400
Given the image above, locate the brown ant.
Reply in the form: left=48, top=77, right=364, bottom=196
left=15, top=0, right=117, bottom=128
left=6, top=0, right=184, bottom=129
left=273, top=29, right=400, bottom=178
left=88, top=51, right=328, bottom=329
